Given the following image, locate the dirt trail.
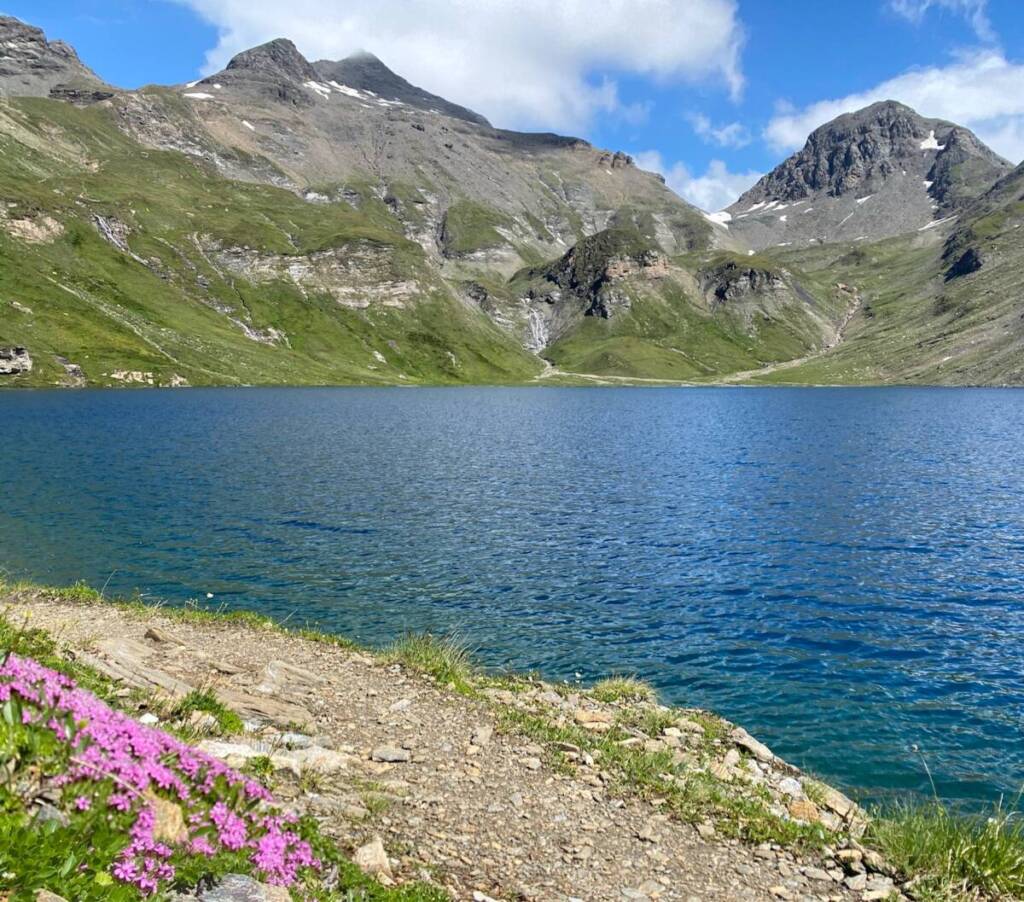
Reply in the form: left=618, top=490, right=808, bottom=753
left=4, top=592, right=888, bottom=901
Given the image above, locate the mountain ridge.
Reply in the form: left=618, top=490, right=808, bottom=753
left=0, top=14, right=1022, bottom=387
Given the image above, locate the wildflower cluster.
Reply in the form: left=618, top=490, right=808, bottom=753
left=0, top=653, right=320, bottom=896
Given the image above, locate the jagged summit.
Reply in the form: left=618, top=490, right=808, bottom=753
left=726, top=100, right=1011, bottom=250
left=225, top=38, right=318, bottom=84
left=0, top=16, right=108, bottom=97
left=313, top=51, right=490, bottom=126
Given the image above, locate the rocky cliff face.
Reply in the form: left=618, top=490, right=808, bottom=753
left=726, top=101, right=1012, bottom=251
left=0, top=16, right=106, bottom=97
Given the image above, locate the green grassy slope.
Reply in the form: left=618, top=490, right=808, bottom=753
left=747, top=202, right=1024, bottom=386
left=0, top=98, right=541, bottom=387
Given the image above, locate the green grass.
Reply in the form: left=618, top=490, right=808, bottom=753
left=0, top=98, right=540, bottom=390
left=591, top=675, right=657, bottom=704
left=867, top=800, right=1024, bottom=901
left=384, top=632, right=474, bottom=693
left=173, top=688, right=244, bottom=736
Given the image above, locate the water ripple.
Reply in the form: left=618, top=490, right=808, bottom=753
left=1, top=385, right=1023, bottom=805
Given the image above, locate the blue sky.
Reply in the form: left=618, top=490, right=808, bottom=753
left=10, top=0, right=1024, bottom=210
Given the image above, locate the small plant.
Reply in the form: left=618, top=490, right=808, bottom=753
left=241, top=755, right=275, bottom=785
left=173, top=688, right=244, bottom=736
left=591, top=676, right=657, bottom=704
left=385, top=633, right=474, bottom=692
left=868, top=799, right=1024, bottom=900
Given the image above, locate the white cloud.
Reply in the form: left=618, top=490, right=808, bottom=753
left=764, top=50, right=1024, bottom=164
left=888, top=0, right=994, bottom=42
left=174, top=0, right=744, bottom=133
left=636, top=152, right=761, bottom=212
left=687, top=112, right=751, bottom=148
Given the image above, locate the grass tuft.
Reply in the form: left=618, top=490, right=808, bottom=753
left=173, top=687, right=245, bottom=736
left=385, top=632, right=474, bottom=693
left=869, top=799, right=1024, bottom=901
left=591, top=675, right=657, bottom=704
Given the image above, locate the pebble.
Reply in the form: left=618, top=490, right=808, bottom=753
left=371, top=745, right=411, bottom=763
left=777, top=777, right=802, bottom=797
left=522, top=757, right=542, bottom=770
left=695, top=823, right=715, bottom=840
left=803, top=866, right=832, bottom=882
left=471, top=725, right=493, bottom=747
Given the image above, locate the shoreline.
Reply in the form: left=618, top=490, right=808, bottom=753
left=3, top=581, right=1023, bottom=899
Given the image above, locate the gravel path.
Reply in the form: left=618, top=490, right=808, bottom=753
left=4, top=591, right=895, bottom=902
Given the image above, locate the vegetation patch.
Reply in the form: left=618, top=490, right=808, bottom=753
left=867, top=800, right=1024, bottom=901
left=591, top=675, right=658, bottom=704
left=385, top=632, right=474, bottom=694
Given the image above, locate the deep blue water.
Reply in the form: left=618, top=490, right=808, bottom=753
left=2, top=386, right=1023, bottom=806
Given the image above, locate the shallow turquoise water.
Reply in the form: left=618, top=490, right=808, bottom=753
left=2, top=386, right=1023, bottom=806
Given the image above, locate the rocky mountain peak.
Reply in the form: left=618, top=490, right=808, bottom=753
left=726, top=100, right=1012, bottom=250
left=0, top=15, right=106, bottom=97
left=225, top=38, right=318, bottom=84
left=313, top=51, right=490, bottom=126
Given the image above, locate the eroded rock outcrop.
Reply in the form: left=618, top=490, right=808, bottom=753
left=0, top=346, right=32, bottom=375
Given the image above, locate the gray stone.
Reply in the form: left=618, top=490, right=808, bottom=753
left=371, top=745, right=411, bottom=763
left=199, top=874, right=291, bottom=901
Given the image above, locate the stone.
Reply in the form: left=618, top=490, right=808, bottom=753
left=675, top=718, right=704, bottom=734
left=199, top=874, right=291, bottom=901
left=787, top=799, right=820, bottom=822
left=574, top=708, right=613, bottom=726
left=695, top=822, right=715, bottom=839
left=844, top=873, right=867, bottom=891
left=82, top=638, right=192, bottom=699
left=637, top=821, right=659, bottom=843
left=371, top=745, right=411, bottom=763
left=217, top=688, right=315, bottom=731
left=523, top=757, right=542, bottom=770
left=289, top=746, right=353, bottom=774
left=777, top=776, right=803, bottom=797
left=35, top=891, right=68, bottom=902
left=803, top=866, right=833, bottom=882
left=818, top=785, right=856, bottom=819
left=145, top=791, right=188, bottom=844
left=145, top=626, right=185, bottom=646
left=862, top=849, right=889, bottom=873
left=471, top=725, right=494, bottom=747
left=139, top=712, right=160, bottom=726
left=730, top=727, right=774, bottom=762
left=253, top=659, right=325, bottom=698
left=188, top=710, right=219, bottom=732
left=353, top=836, right=393, bottom=879
left=865, top=875, right=896, bottom=896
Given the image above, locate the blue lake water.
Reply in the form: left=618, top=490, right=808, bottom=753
left=1, top=386, right=1023, bottom=807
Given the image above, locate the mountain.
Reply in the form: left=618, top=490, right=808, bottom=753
left=0, top=16, right=1021, bottom=387
left=312, top=51, right=490, bottom=126
left=725, top=101, right=1012, bottom=251
left=0, top=17, right=109, bottom=99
